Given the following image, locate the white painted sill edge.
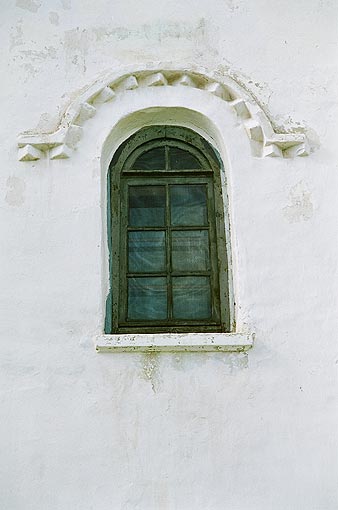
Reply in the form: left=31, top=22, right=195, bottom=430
left=95, top=332, right=254, bottom=353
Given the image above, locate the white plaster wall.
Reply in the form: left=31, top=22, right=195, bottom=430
left=1, top=1, right=338, bottom=509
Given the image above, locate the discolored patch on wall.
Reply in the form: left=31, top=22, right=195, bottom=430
left=92, top=19, right=210, bottom=44
left=49, top=12, right=60, bottom=26
left=14, top=45, right=58, bottom=81
left=283, top=181, right=314, bottom=223
left=20, top=46, right=58, bottom=62
left=64, top=27, right=88, bottom=73
left=5, top=176, right=26, bottom=207
left=16, top=0, right=41, bottom=13
left=140, top=353, right=161, bottom=393
left=61, top=0, right=71, bottom=9
left=10, top=19, right=23, bottom=51
left=171, top=351, right=248, bottom=373
left=225, top=0, right=239, bottom=12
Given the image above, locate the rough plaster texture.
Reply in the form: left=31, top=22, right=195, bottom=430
left=1, top=1, right=338, bottom=509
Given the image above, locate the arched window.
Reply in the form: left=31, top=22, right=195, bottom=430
left=106, top=126, right=230, bottom=334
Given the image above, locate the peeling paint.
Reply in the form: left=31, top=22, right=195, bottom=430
left=35, top=112, right=61, bottom=133
left=218, top=352, right=249, bottom=372
left=9, top=19, right=23, bottom=51
left=20, top=46, right=57, bottom=62
left=273, top=115, right=308, bottom=135
left=13, top=45, right=58, bottom=80
left=49, top=12, right=60, bottom=26
left=225, top=0, right=239, bottom=12
left=23, top=62, right=39, bottom=80
left=283, top=181, right=314, bottom=223
left=217, top=65, right=275, bottom=124
left=92, top=18, right=211, bottom=45
left=171, top=352, right=248, bottom=373
left=60, top=0, right=71, bottom=9
left=16, top=0, right=41, bottom=13
left=64, top=28, right=88, bottom=73
left=141, top=353, right=160, bottom=393
left=304, top=127, right=320, bottom=152
left=5, top=177, right=26, bottom=207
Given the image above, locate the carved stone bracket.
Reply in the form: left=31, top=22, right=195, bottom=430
left=17, top=67, right=309, bottom=161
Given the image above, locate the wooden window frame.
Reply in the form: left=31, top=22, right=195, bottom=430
left=106, top=126, right=231, bottom=335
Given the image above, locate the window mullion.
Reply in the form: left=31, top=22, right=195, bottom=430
left=166, top=183, right=173, bottom=320
left=206, top=180, right=220, bottom=324
left=119, top=181, right=128, bottom=327
left=165, top=145, right=169, bottom=171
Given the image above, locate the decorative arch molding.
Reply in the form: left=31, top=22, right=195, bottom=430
left=17, top=64, right=309, bottom=161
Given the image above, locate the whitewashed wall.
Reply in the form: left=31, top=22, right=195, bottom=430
left=1, top=1, right=338, bottom=509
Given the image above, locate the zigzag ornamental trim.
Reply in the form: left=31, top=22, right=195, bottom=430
left=17, top=68, right=309, bottom=161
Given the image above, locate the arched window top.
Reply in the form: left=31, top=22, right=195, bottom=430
left=130, top=144, right=203, bottom=171
left=110, top=126, right=220, bottom=174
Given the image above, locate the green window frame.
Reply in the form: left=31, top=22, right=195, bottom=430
left=106, top=126, right=230, bottom=334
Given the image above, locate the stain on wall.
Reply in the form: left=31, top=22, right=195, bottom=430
left=225, top=0, right=239, bottom=13
left=9, top=19, right=23, bottom=51
left=49, top=12, right=60, bottom=26
left=283, top=181, right=314, bottom=223
left=92, top=18, right=209, bottom=44
left=60, top=0, right=71, bottom=10
left=141, top=353, right=160, bottom=393
left=64, top=27, right=89, bottom=73
left=5, top=176, right=26, bottom=207
left=16, top=0, right=42, bottom=13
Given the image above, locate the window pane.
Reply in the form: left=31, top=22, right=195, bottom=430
left=131, top=147, right=165, bottom=170
left=172, top=230, right=210, bottom=272
left=128, top=277, right=167, bottom=320
left=169, top=147, right=202, bottom=169
left=129, top=186, right=165, bottom=227
left=172, top=276, right=211, bottom=319
left=170, top=184, right=208, bottom=226
left=128, top=231, right=166, bottom=272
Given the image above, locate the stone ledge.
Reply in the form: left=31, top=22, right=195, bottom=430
left=95, top=332, right=254, bottom=353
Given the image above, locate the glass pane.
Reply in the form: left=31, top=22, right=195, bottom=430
left=170, top=184, right=207, bottom=226
left=129, top=186, right=165, bottom=227
left=169, top=147, right=202, bottom=169
left=172, top=230, right=210, bottom=272
left=131, top=147, right=165, bottom=170
left=128, top=231, right=166, bottom=272
left=128, top=277, right=167, bottom=320
left=172, top=276, right=211, bottom=319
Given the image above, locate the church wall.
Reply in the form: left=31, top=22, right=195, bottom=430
left=1, top=2, right=337, bottom=509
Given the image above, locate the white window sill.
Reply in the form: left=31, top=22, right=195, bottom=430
left=95, top=332, right=254, bottom=353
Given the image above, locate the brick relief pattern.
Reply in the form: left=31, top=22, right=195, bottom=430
left=17, top=68, right=309, bottom=161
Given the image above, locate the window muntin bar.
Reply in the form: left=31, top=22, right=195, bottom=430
left=109, top=127, right=230, bottom=334
left=124, top=179, right=216, bottom=324
left=131, top=146, right=166, bottom=170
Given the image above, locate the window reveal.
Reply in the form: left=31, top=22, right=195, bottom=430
left=108, top=126, right=230, bottom=334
